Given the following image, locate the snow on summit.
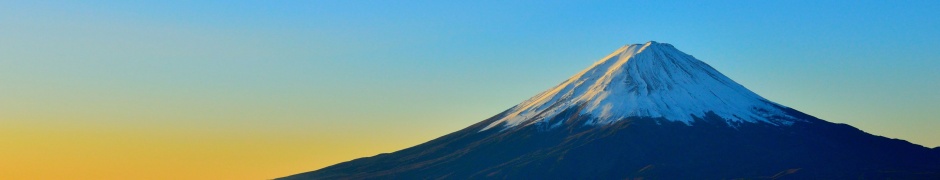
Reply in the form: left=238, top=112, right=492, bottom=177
left=482, top=41, right=798, bottom=131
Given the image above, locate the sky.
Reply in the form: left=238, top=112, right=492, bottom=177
left=1, top=0, right=939, bottom=179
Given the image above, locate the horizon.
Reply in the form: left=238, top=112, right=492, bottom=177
left=2, top=1, right=939, bottom=179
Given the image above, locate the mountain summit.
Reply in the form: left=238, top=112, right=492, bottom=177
left=485, top=41, right=795, bottom=131
left=282, top=41, right=940, bottom=179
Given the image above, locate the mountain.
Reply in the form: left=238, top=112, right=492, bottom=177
left=482, top=41, right=795, bottom=131
left=282, top=41, right=940, bottom=179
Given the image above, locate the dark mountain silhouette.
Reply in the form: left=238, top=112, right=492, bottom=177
left=282, top=41, right=940, bottom=179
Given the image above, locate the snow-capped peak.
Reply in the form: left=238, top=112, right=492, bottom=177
left=482, top=41, right=797, bottom=131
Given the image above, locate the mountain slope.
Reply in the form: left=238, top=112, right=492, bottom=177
left=281, top=41, right=940, bottom=179
left=484, top=42, right=795, bottom=131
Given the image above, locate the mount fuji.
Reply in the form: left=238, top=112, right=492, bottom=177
left=282, top=41, right=940, bottom=179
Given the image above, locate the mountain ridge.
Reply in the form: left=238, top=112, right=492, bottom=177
left=282, top=41, right=940, bottom=179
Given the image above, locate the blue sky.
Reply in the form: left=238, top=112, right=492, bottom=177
left=1, top=1, right=939, bottom=179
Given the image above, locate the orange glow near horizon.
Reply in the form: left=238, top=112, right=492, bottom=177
left=0, top=121, right=439, bottom=180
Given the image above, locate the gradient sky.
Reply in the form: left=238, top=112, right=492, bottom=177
left=2, top=1, right=939, bottom=179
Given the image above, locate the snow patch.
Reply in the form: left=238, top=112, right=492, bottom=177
left=482, top=41, right=797, bottom=131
